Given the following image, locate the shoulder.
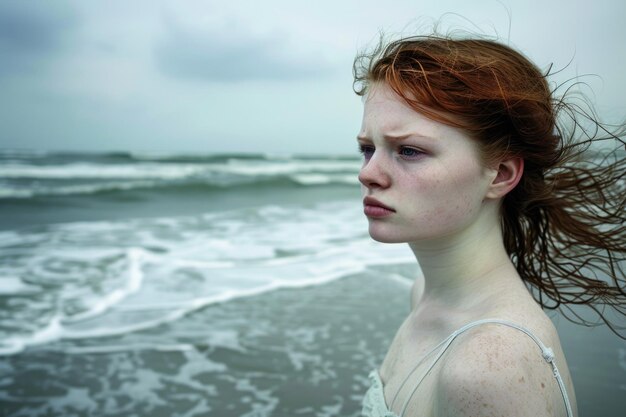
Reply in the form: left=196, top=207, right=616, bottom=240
left=433, top=322, right=563, bottom=417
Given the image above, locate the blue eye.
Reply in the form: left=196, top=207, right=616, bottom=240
left=358, top=144, right=375, bottom=159
left=399, top=147, right=422, bottom=159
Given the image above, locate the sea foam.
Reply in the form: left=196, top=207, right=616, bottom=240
left=0, top=201, right=414, bottom=356
left=0, top=156, right=361, bottom=198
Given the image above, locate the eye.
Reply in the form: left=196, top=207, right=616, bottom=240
left=398, top=146, right=423, bottom=159
left=358, top=144, right=375, bottom=160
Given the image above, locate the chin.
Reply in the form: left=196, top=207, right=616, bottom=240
left=367, top=225, right=409, bottom=244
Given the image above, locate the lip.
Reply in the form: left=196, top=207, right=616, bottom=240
left=363, top=196, right=395, bottom=218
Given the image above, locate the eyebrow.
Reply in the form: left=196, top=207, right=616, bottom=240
left=356, top=133, right=435, bottom=142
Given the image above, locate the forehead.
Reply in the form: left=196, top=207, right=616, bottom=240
left=360, top=83, right=445, bottom=138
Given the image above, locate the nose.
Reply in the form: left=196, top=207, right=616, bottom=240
left=358, top=153, right=391, bottom=189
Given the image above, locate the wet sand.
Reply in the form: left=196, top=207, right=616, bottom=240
left=2, top=264, right=624, bottom=416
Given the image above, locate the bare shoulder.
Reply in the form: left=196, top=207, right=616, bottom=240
left=434, top=323, right=572, bottom=417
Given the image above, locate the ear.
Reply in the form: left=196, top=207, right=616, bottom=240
left=485, top=157, right=524, bottom=199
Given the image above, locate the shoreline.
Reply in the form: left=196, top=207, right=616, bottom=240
left=1, top=268, right=624, bottom=416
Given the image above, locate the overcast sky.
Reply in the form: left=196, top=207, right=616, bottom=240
left=0, top=0, right=624, bottom=155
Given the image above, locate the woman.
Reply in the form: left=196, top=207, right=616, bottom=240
left=354, top=35, right=625, bottom=417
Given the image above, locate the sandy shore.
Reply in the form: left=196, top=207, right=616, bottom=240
left=1, top=263, right=624, bottom=416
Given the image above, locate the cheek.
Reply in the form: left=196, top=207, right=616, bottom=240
left=409, top=167, right=485, bottom=231
left=440, top=193, right=479, bottom=225
left=412, top=194, right=475, bottom=230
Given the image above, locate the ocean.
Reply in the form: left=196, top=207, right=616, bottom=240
left=0, top=150, right=624, bottom=416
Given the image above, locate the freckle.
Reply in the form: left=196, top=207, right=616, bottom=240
left=518, top=376, right=525, bottom=383
left=541, top=382, right=545, bottom=389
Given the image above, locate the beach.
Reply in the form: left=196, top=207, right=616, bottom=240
left=0, top=150, right=624, bottom=416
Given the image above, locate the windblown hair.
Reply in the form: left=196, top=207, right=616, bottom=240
left=353, top=35, right=626, bottom=337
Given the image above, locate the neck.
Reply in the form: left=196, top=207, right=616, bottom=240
left=409, top=206, right=524, bottom=310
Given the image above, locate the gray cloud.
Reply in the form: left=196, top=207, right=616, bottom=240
left=154, top=18, right=328, bottom=82
left=0, top=1, right=77, bottom=76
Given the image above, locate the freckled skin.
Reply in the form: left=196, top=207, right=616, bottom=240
left=437, top=327, right=571, bottom=417
left=357, top=83, right=577, bottom=417
left=358, top=84, right=496, bottom=243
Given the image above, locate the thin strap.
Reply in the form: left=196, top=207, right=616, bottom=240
left=389, top=336, right=450, bottom=408
left=396, top=318, right=573, bottom=417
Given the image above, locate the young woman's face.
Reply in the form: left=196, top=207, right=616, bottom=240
left=357, top=83, right=495, bottom=243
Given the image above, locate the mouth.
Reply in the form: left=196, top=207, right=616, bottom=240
left=363, top=197, right=395, bottom=218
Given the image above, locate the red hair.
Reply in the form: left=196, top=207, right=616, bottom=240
left=354, top=35, right=626, bottom=336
